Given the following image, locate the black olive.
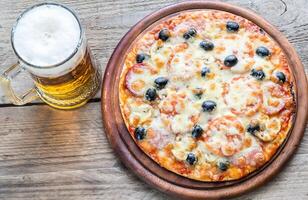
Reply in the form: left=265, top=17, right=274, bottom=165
left=136, top=53, right=146, bottom=63
left=224, top=55, right=238, bottom=67
left=183, top=28, right=197, bottom=40
left=186, top=153, right=197, bottom=165
left=192, top=125, right=203, bottom=138
left=256, top=46, right=270, bottom=57
left=200, top=40, right=214, bottom=51
left=276, top=72, right=286, bottom=83
left=201, top=67, right=210, bottom=77
left=217, top=161, right=229, bottom=171
left=226, top=21, right=240, bottom=32
left=154, top=77, right=168, bottom=89
left=202, top=100, right=217, bottom=112
left=158, top=29, right=170, bottom=41
left=134, top=127, right=146, bottom=140
left=145, top=88, right=157, bottom=101
left=250, top=69, right=265, bottom=80
left=247, top=124, right=260, bottom=135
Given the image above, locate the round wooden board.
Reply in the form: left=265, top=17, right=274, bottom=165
left=101, top=1, right=308, bottom=199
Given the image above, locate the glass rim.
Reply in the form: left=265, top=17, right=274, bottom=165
left=11, top=2, right=84, bottom=69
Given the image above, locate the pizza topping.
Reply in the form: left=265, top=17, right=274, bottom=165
left=147, top=120, right=174, bottom=149
left=171, top=135, right=196, bottom=161
left=217, top=161, right=229, bottom=171
left=125, top=63, right=156, bottom=96
left=194, top=88, right=203, bottom=99
left=202, top=100, right=217, bottom=112
left=125, top=99, right=153, bottom=125
left=154, top=77, right=168, bottom=89
left=223, top=77, right=262, bottom=116
left=201, top=67, right=211, bottom=77
left=183, top=28, right=197, bottom=39
left=192, top=125, right=203, bottom=138
left=167, top=50, right=197, bottom=81
left=200, top=40, right=214, bottom=51
left=233, top=148, right=265, bottom=167
left=120, top=10, right=295, bottom=182
left=275, top=71, right=286, bottom=83
left=262, top=82, right=289, bottom=115
left=158, top=28, right=171, bottom=41
left=226, top=21, right=240, bottom=32
left=224, top=55, right=238, bottom=67
left=250, top=69, right=265, bottom=80
left=186, top=153, right=197, bottom=165
left=145, top=88, right=157, bottom=101
left=134, top=127, right=147, bottom=140
left=256, top=46, right=270, bottom=57
left=249, top=117, right=281, bottom=142
left=150, top=43, right=173, bottom=68
left=159, top=90, right=186, bottom=115
left=204, top=116, right=245, bottom=157
left=247, top=121, right=261, bottom=135
left=136, top=53, right=147, bottom=63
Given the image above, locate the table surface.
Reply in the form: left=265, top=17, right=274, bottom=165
left=0, top=0, right=307, bottom=199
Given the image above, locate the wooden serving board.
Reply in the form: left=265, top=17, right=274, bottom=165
left=101, top=1, right=308, bottom=199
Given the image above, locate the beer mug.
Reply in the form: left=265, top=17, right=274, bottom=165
left=0, top=3, right=101, bottom=109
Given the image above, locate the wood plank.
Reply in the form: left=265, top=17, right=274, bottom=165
left=0, top=0, right=307, bottom=199
left=0, top=102, right=307, bottom=199
left=0, top=0, right=308, bottom=104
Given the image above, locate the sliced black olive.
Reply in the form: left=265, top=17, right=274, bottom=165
left=201, top=67, right=210, bottom=77
left=158, top=29, right=170, bottom=41
left=136, top=53, right=146, bottom=63
left=247, top=123, right=260, bottom=135
left=192, top=125, right=203, bottom=138
left=134, top=127, right=146, bottom=140
left=186, top=153, right=197, bottom=165
left=224, top=55, right=238, bottom=67
left=145, top=88, right=157, bottom=101
left=275, top=72, right=286, bottom=83
left=202, top=100, right=217, bottom=112
left=217, top=161, right=229, bottom=171
left=183, top=28, right=197, bottom=40
left=256, top=46, right=270, bottom=57
left=154, top=77, right=168, bottom=89
left=226, top=21, right=239, bottom=32
left=250, top=69, right=265, bottom=80
left=200, top=40, right=214, bottom=51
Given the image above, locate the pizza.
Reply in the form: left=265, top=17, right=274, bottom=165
left=119, top=10, right=296, bottom=181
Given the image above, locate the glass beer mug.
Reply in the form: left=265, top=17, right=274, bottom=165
left=0, top=3, right=101, bottom=109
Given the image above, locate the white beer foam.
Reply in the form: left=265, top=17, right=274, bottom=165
left=13, top=4, right=83, bottom=77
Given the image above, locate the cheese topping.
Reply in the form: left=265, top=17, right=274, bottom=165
left=119, top=10, right=295, bottom=181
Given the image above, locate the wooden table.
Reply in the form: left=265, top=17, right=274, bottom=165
left=0, top=0, right=307, bottom=199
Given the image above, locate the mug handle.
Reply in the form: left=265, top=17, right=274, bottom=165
left=0, top=62, right=38, bottom=105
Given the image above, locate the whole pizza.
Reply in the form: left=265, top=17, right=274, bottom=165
left=119, top=10, right=296, bottom=181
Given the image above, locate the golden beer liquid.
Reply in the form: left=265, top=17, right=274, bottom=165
left=31, top=48, right=100, bottom=109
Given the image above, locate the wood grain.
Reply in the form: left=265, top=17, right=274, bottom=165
left=0, top=0, right=307, bottom=199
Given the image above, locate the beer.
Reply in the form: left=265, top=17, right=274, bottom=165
left=31, top=48, right=100, bottom=109
left=10, top=3, right=100, bottom=109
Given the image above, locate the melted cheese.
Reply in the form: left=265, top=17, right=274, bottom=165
left=171, top=135, right=195, bottom=161
left=119, top=10, right=295, bottom=181
left=125, top=98, right=153, bottom=125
